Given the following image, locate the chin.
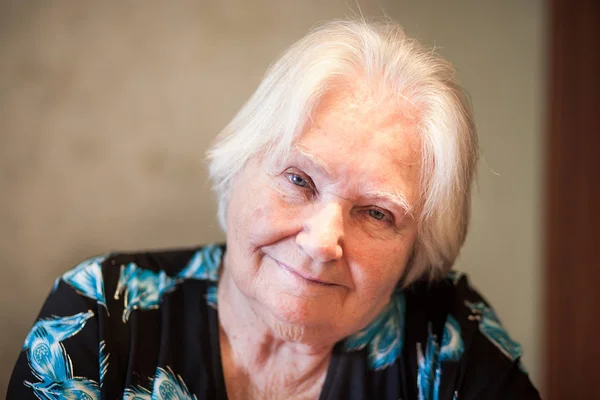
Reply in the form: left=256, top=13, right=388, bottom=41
left=267, top=312, right=344, bottom=346
left=255, top=290, right=347, bottom=342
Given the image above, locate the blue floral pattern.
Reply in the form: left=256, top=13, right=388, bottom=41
left=22, top=311, right=101, bottom=399
left=343, top=292, right=405, bottom=370
left=177, top=245, right=222, bottom=281
left=114, top=263, right=180, bottom=323
left=114, top=245, right=223, bottom=323
left=123, top=366, right=197, bottom=400
left=205, top=284, right=218, bottom=309
left=21, top=245, right=223, bottom=398
left=416, top=315, right=465, bottom=400
left=57, top=255, right=108, bottom=308
left=440, top=315, right=464, bottom=362
left=122, top=385, right=150, bottom=399
left=465, top=301, right=522, bottom=361
left=417, top=327, right=441, bottom=400
left=99, top=340, right=109, bottom=389
left=13, top=244, right=534, bottom=399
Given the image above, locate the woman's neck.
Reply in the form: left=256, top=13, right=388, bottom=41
left=218, top=266, right=334, bottom=399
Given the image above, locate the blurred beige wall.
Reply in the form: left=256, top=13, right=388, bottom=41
left=0, top=0, right=546, bottom=394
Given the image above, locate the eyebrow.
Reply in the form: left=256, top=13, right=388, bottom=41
left=293, top=145, right=334, bottom=178
left=291, top=145, right=414, bottom=217
left=362, top=188, right=414, bottom=217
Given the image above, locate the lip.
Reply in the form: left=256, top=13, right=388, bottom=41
left=277, top=261, right=337, bottom=286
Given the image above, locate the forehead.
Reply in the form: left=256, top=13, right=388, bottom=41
left=317, top=80, right=420, bottom=124
left=306, top=82, right=420, bottom=158
left=301, top=83, right=420, bottom=165
left=292, top=83, right=422, bottom=204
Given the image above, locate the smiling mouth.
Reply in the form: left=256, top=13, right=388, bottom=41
left=277, top=261, right=337, bottom=286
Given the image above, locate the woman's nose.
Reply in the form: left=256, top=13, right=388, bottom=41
left=296, top=203, right=344, bottom=262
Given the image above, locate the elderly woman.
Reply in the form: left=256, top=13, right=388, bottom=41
left=8, top=19, right=539, bottom=400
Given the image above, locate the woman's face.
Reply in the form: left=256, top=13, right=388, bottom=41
left=224, top=84, right=422, bottom=343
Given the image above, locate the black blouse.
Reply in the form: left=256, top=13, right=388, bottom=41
left=7, top=244, right=540, bottom=399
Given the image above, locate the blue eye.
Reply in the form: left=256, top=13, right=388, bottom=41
left=368, top=209, right=386, bottom=221
left=288, top=174, right=309, bottom=187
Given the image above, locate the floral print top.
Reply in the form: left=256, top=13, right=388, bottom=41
left=7, top=244, right=540, bottom=400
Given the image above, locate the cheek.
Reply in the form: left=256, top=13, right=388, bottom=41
left=232, top=184, right=303, bottom=250
left=347, top=238, right=414, bottom=298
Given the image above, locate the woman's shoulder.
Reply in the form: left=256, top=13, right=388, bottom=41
left=400, top=271, right=538, bottom=398
left=56, top=243, right=224, bottom=315
left=69, top=242, right=225, bottom=279
left=403, top=270, right=526, bottom=367
left=7, top=244, right=225, bottom=399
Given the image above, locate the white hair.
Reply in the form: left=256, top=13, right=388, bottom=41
left=207, top=19, right=478, bottom=286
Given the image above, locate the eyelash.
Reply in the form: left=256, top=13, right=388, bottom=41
left=285, top=171, right=394, bottom=226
